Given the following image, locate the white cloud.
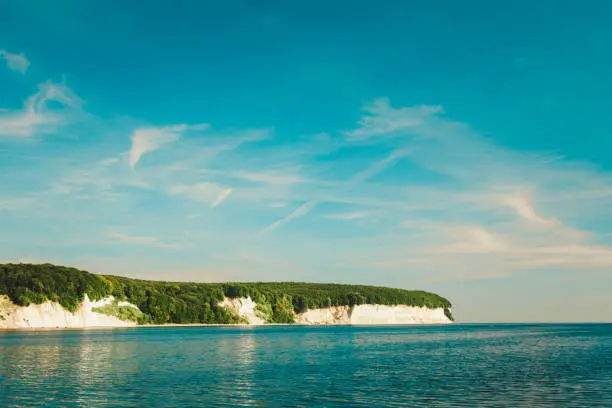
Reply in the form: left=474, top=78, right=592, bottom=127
left=501, top=193, right=556, bottom=226
left=337, top=97, right=612, bottom=277
left=179, top=128, right=271, bottom=166
left=0, top=81, right=80, bottom=139
left=128, top=123, right=208, bottom=168
left=0, top=50, right=30, bottom=74
left=262, top=148, right=408, bottom=231
left=369, top=239, right=612, bottom=276
left=346, top=149, right=410, bottom=185
left=199, top=168, right=307, bottom=185
left=45, top=159, right=151, bottom=201
left=344, top=98, right=442, bottom=139
left=513, top=245, right=612, bottom=268
left=4, top=91, right=612, bottom=294
left=211, top=188, right=232, bottom=208
left=440, top=226, right=508, bottom=254
left=263, top=200, right=317, bottom=232
left=107, top=232, right=181, bottom=249
left=371, top=212, right=612, bottom=274
left=169, top=182, right=232, bottom=207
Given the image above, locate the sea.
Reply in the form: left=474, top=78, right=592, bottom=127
left=0, top=324, right=611, bottom=407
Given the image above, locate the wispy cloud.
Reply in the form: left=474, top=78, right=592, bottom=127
left=343, top=98, right=442, bottom=139
left=46, top=158, right=150, bottom=200
left=128, top=123, right=209, bottom=168
left=0, top=50, right=30, bottom=74
left=199, top=168, right=308, bottom=185
left=262, top=148, right=408, bottom=231
left=501, top=193, right=556, bottom=226
left=4, top=87, right=612, bottom=295
left=346, top=149, right=410, bottom=185
left=263, top=200, right=317, bottom=232
left=169, top=182, right=232, bottom=208
left=511, top=245, right=612, bottom=268
left=107, top=232, right=181, bottom=249
left=369, top=200, right=612, bottom=275
left=0, top=81, right=80, bottom=139
left=340, top=97, right=612, bottom=277
left=438, top=226, right=508, bottom=254
left=211, top=188, right=232, bottom=208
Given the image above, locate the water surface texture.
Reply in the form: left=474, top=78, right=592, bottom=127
left=1, top=324, right=611, bottom=407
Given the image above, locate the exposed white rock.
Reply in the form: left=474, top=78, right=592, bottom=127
left=351, top=304, right=451, bottom=324
left=1, top=293, right=452, bottom=329
left=217, top=297, right=453, bottom=325
left=295, top=305, right=351, bottom=325
left=218, top=296, right=266, bottom=325
left=0, top=294, right=139, bottom=329
left=296, top=304, right=452, bottom=325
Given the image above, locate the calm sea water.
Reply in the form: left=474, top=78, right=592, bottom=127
left=0, top=324, right=611, bottom=407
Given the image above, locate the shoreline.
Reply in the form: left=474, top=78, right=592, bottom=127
left=2, top=321, right=611, bottom=332
left=0, top=321, right=454, bottom=331
left=1, top=295, right=453, bottom=330
left=2, top=322, right=609, bottom=332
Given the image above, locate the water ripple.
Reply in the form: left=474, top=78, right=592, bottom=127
left=1, top=324, right=611, bottom=407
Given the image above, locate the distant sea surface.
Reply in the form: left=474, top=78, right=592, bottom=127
left=1, top=324, right=611, bottom=407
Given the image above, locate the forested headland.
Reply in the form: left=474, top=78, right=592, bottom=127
left=0, top=263, right=453, bottom=324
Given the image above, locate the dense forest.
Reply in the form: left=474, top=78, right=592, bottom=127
left=0, top=263, right=453, bottom=324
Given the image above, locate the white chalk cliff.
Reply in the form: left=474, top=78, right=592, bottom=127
left=1, top=294, right=452, bottom=329
left=218, top=296, right=267, bottom=325
left=0, top=294, right=139, bottom=329
left=222, top=297, right=452, bottom=325
left=295, top=304, right=451, bottom=325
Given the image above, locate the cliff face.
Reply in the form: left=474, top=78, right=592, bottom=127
left=0, top=295, right=139, bottom=329
left=223, top=297, right=453, bottom=326
left=218, top=296, right=266, bottom=325
left=0, top=295, right=452, bottom=329
left=295, top=304, right=452, bottom=325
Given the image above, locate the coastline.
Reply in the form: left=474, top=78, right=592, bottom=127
left=4, top=322, right=610, bottom=332
left=1, top=265, right=453, bottom=329
left=1, top=294, right=452, bottom=330
left=0, top=321, right=454, bottom=331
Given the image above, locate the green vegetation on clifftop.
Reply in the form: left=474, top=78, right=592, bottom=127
left=0, top=263, right=453, bottom=324
left=91, top=300, right=144, bottom=322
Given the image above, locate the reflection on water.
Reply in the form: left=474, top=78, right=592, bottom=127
left=229, top=332, right=257, bottom=406
left=0, top=324, right=611, bottom=407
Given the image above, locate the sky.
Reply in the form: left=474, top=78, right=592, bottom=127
left=1, top=1, right=611, bottom=322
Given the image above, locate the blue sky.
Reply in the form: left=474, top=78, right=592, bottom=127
left=1, top=1, right=611, bottom=322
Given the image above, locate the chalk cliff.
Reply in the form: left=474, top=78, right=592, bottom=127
left=295, top=304, right=451, bottom=325
left=1, top=294, right=452, bottom=329
left=223, top=296, right=452, bottom=326
left=0, top=295, right=139, bottom=329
